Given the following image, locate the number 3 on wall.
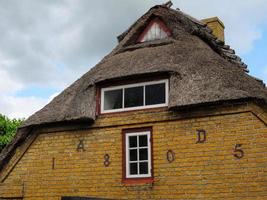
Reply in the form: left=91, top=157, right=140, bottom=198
left=233, top=144, right=244, bottom=159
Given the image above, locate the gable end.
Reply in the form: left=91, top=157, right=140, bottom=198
left=137, top=18, right=171, bottom=43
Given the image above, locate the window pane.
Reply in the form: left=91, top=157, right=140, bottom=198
left=104, top=89, right=123, bottom=110
left=139, top=135, right=148, bottom=147
left=145, top=83, right=166, bottom=105
left=139, top=148, right=148, bottom=160
left=124, top=86, right=144, bottom=108
left=130, top=149, right=137, bottom=161
left=139, top=162, right=148, bottom=174
left=130, top=163, right=138, bottom=175
left=129, top=136, right=137, bottom=148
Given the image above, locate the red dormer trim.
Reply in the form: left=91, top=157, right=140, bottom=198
left=137, top=17, right=172, bottom=43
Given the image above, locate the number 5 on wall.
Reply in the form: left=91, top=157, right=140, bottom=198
left=233, top=144, right=244, bottom=159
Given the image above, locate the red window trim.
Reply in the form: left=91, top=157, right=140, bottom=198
left=122, top=127, right=154, bottom=185
left=137, top=17, right=172, bottom=43
left=95, top=87, right=101, bottom=116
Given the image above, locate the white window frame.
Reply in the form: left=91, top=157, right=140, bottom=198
left=125, top=131, right=152, bottom=178
left=101, top=79, right=169, bottom=114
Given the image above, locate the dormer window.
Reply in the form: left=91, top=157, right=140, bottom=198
left=137, top=18, right=171, bottom=43
left=101, top=79, right=168, bottom=114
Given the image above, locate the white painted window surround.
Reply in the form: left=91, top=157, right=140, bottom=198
left=101, top=79, right=169, bottom=114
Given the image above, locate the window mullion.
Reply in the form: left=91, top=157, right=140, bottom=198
left=137, top=136, right=139, bottom=175
left=122, top=88, right=125, bottom=109
left=165, top=80, right=168, bottom=104
left=138, top=147, right=148, bottom=149
left=126, top=135, right=129, bottom=177
left=148, top=133, right=151, bottom=175
left=143, top=85, right=146, bottom=106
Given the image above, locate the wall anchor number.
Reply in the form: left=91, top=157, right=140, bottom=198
left=104, top=154, right=110, bottom=167
left=233, top=144, right=244, bottom=159
left=167, top=150, right=175, bottom=163
left=52, top=157, right=55, bottom=169
left=77, top=139, right=85, bottom=152
left=196, top=130, right=206, bottom=143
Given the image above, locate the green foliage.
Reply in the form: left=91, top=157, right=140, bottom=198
left=0, top=114, right=24, bottom=152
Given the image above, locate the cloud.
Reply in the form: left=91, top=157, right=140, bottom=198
left=0, top=95, right=48, bottom=119
left=0, top=69, right=23, bottom=94
left=0, top=67, right=56, bottom=118
left=0, top=0, right=161, bottom=89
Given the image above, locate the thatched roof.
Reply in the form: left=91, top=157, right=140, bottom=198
left=1, top=3, right=267, bottom=170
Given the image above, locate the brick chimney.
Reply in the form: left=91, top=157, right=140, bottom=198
left=201, top=17, right=225, bottom=42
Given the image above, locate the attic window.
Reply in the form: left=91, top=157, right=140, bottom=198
left=101, top=79, right=168, bottom=113
left=137, top=18, right=171, bottom=43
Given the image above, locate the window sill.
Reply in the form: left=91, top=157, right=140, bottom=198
left=122, top=177, right=154, bottom=185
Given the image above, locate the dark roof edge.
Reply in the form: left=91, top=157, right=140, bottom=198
left=20, top=116, right=94, bottom=129
left=170, top=97, right=267, bottom=112
left=0, top=127, right=32, bottom=173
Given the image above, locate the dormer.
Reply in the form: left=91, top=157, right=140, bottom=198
left=137, top=18, right=171, bottom=43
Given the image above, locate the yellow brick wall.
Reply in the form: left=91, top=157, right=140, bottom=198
left=0, top=103, right=266, bottom=200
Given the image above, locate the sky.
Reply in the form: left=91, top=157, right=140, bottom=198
left=0, top=0, right=267, bottom=119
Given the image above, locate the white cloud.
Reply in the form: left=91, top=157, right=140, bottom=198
left=0, top=90, right=59, bottom=119
left=0, top=95, right=47, bottom=119
left=0, top=70, right=56, bottom=118
left=0, top=69, right=23, bottom=94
